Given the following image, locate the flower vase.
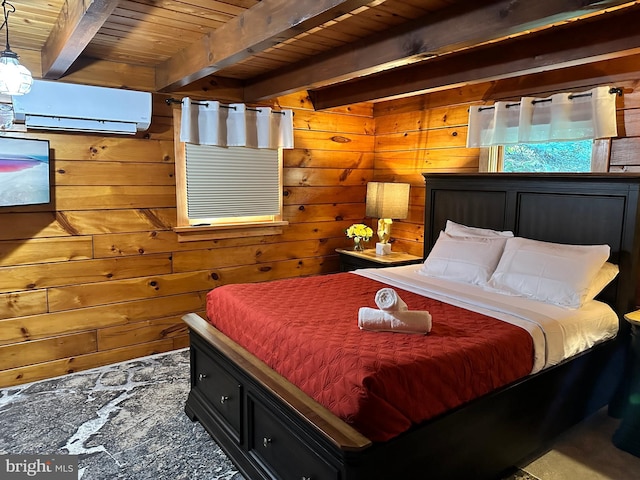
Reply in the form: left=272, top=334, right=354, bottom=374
left=353, top=237, right=365, bottom=251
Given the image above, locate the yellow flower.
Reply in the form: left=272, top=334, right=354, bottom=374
left=345, top=223, right=373, bottom=240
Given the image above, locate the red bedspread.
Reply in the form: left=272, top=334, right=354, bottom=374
left=205, top=272, right=534, bottom=442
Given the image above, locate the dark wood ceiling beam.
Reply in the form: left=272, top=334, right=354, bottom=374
left=155, top=0, right=383, bottom=92
left=41, top=0, right=119, bottom=80
left=306, top=5, right=640, bottom=109
left=243, top=0, right=636, bottom=102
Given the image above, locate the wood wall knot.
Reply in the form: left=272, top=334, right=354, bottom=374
left=259, top=266, right=271, bottom=272
left=330, top=135, right=351, bottom=143
left=210, top=272, right=220, bottom=280
left=55, top=212, right=80, bottom=236
left=339, top=169, right=353, bottom=182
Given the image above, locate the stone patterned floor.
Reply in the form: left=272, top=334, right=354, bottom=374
left=0, top=349, right=242, bottom=480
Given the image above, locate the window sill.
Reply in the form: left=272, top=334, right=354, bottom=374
left=174, top=221, right=288, bottom=242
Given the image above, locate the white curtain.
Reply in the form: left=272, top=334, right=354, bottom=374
left=466, top=86, right=618, bottom=147
left=179, top=97, right=294, bottom=149
left=180, top=99, right=225, bottom=146
left=227, top=103, right=246, bottom=146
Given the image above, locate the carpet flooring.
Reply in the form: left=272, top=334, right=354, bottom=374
left=1, top=349, right=638, bottom=479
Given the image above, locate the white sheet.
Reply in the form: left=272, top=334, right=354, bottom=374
left=353, top=264, right=619, bottom=374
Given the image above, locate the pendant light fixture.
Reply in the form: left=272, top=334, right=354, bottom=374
left=0, top=1, right=32, bottom=96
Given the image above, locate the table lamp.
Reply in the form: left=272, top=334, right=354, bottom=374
left=365, top=182, right=410, bottom=255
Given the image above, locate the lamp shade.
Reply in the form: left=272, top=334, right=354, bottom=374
left=365, top=182, right=410, bottom=219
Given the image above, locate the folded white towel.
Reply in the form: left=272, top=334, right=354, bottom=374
left=375, top=288, right=408, bottom=311
left=358, top=307, right=432, bottom=335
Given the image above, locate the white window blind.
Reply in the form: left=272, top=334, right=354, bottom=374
left=185, top=144, right=281, bottom=219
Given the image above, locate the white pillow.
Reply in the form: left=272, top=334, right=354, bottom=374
left=420, top=231, right=508, bottom=285
left=585, top=262, right=619, bottom=302
left=488, top=237, right=610, bottom=308
left=445, top=220, right=514, bottom=238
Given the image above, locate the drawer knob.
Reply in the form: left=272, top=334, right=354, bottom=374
left=220, top=395, right=230, bottom=404
left=263, top=437, right=272, bottom=448
left=198, top=373, right=208, bottom=381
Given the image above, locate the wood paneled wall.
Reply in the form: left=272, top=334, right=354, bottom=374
left=0, top=92, right=374, bottom=388
left=373, top=74, right=640, bottom=259
left=3, top=64, right=639, bottom=388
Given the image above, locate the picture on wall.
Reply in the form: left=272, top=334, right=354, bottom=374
left=0, top=137, right=50, bottom=207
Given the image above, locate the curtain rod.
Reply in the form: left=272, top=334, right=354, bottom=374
left=165, top=97, right=285, bottom=115
left=477, top=87, right=623, bottom=112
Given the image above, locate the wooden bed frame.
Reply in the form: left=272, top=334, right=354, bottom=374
left=183, top=173, right=640, bottom=480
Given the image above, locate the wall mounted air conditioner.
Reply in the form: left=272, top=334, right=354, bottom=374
left=12, top=80, right=152, bottom=134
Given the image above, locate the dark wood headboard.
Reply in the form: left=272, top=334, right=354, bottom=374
left=423, top=173, right=640, bottom=320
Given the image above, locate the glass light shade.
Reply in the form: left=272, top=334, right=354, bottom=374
left=0, top=50, right=32, bottom=96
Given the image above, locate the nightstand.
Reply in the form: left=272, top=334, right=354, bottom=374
left=336, top=248, right=423, bottom=272
left=612, top=310, right=640, bottom=457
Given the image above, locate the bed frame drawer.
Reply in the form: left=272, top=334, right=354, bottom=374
left=249, top=396, right=339, bottom=480
left=192, top=346, right=242, bottom=442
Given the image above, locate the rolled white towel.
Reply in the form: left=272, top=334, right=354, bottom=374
left=375, top=288, right=408, bottom=311
left=358, top=307, right=432, bottom=335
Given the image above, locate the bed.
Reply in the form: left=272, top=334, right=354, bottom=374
left=183, top=173, right=640, bottom=480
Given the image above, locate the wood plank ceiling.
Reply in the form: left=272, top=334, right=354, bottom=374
left=7, top=0, right=640, bottom=108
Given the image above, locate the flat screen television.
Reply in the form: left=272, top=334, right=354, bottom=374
left=0, top=137, right=50, bottom=207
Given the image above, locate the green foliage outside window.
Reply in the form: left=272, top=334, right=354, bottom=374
left=503, top=140, right=592, bottom=172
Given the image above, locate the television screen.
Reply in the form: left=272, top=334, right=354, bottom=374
left=0, top=137, right=50, bottom=207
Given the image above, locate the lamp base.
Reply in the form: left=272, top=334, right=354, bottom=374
left=376, top=242, right=392, bottom=256
left=377, top=218, right=392, bottom=244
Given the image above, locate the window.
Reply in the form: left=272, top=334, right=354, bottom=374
left=482, top=139, right=609, bottom=173
left=503, top=140, right=592, bottom=172
left=173, top=111, right=287, bottom=241
left=468, top=85, right=619, bottom=174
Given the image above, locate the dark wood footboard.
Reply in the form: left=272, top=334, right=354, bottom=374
left=183, top=312, right=371, bottom=480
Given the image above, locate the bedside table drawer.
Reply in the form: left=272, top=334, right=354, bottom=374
left=340, top=253, right=373, bottom=271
